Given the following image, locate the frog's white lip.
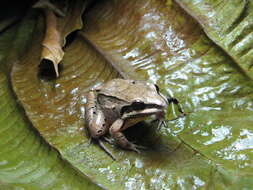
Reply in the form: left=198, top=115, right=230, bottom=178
left=122, top=108, right=165, bottom=119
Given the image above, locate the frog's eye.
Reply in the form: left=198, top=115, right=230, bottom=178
left=132, top=101, right=145, bottom=110
left=154, top=84, right=160, bottom=93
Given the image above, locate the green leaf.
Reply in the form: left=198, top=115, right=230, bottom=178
left=10, top=2, right=225, bottom=190
left=0, top=10, right=101, bottom=190
left=82, top=0, right=253, bottom=188
left=0, top=71, right=101, bottom=189
left=175, top=0, right=253, bottom=80
left=9, top=0, right=253, bottom=189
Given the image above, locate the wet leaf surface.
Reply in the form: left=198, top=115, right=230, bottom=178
left=0, top=71, right=102, bottom=190
left=175, top=0, right=253, bottom=79
left=11, top=4, right=221, bottom=190
left=0, top=10, right=101, bottom=190
left=82, top=0, right=253, bottom=188
left=2, top=0, right=253, bottom=189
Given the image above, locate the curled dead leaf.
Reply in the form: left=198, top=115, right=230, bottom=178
left=41, top=9, right=64, bottom=77
left=34, top=0, right=64, bottom=77
left=33, top=0, right=86, bottom=78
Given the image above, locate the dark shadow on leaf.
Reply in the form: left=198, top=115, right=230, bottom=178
left=123, top=121, right=182, bottom=164
left=124, top=122, right=173, bottom=151
left=38, top=59, right=63, bottom=80
left=64, top=30, right=78, bottom=48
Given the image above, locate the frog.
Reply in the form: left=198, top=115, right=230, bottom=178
left=85, top=78, right=184, bottom=160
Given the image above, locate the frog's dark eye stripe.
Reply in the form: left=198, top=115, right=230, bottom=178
left=154, top=84, right=160, bottom=93
left=131, top=101, right=146, bottom=110
left=120, top=101, right=146, bottom=115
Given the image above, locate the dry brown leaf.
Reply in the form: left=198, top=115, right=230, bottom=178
left=34, top=0, right=86, bottom=77
left=41, top=9, right=64, bottom=77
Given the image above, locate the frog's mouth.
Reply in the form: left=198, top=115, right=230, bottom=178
left=121, top=103, right=165, bottom=115
left=121, top=105, right=165, bottom=120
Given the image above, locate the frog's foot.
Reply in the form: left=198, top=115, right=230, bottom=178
left=158, top=120, right=167, bottom=130
left=98, top=139, right=117, bottom=160
left=103, top=136, right=115, bottom=145
left=127, top=142, right=141, bottom=153
left=84, top=137, right=92, bottom=147
left=110, top=119, right=147, bottom=154
left=126, top=142, right=147, bottom=153
left=166, top=113, right=186, bottom=122
left=114, top=136, right=147, bottom=153
left=168, top=97, right=187, bottom=116
left=150, top=119, right=167, bottom=130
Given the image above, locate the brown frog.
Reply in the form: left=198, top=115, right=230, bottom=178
left=85, top=78, right=183, bottom=160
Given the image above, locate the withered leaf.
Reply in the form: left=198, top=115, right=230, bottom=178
left=34, top=0, right=87, bottom=77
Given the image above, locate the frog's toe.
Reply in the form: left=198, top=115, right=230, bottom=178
left=98, top=140, right=117, bottom=160
left=129, top=145, right=140, bottom=154
left=135, top=144, right=147, bottom=150
left=84, top=138, right=92, bottom=147
left=103, top=136, right=115, bottom=144
left=127, top=143, right=147, bottom=153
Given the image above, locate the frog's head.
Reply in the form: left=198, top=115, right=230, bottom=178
left=120, top=81, right=168, bottom=120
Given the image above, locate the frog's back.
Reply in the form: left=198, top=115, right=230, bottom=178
left=99, top=78, right=156, bottom=103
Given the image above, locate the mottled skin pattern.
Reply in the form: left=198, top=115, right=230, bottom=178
left=85, top=79, right=183, bottom=160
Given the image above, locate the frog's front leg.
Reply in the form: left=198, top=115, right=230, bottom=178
left=85, top=91, right=116, bottom=160
left=168, top=97, right=186, bottom=116
left=109, top=119, right=143, bottom=153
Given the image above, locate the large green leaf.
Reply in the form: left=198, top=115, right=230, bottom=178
left=82, top=0, right=253, bottom=188
left=0, top=70, right=101, bottom=190
left=175, top=0, right=253, bottom=79
left=9, top=0, right=253, bottom=189
left=84, top=1, right=253, bottom=170
left=0, top=7, right=101, bottom=190
left=12, top=11, right=210, bottom=190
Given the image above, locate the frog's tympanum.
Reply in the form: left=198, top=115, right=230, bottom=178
left=85, top=78, right=183, bottom=160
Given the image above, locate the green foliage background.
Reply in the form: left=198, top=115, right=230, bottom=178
left=1, top=0, right=253, bottom=189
